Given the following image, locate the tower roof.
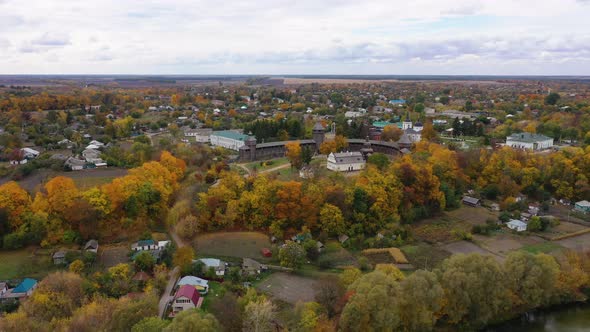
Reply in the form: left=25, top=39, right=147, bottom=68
left=313, top=122, right=325, bottom=131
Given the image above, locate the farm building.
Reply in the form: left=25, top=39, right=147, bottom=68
left=462, top=196, right=481, bottom=207
left=507, top=219, right=527, bottom=232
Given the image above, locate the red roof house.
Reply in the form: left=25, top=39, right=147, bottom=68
left=171, top=285, right=202, bottom=315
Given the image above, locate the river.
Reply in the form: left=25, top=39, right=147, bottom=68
left=486, top=304, right=590, bottom=332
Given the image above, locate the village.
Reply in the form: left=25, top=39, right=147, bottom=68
left=0, top=75, right=590, bottom=330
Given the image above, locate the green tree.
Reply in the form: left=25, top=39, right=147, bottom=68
left=367, top=153, right=390, bottom=170
left=132, top=317, right=170, bottom=332
left=340, top=271, right=401, bottom=331
left=164, top=309, right=221, bottom=332
left=503, top=251, right=560, bottom=309
left=438, top=254, right=509, bottom=327
left=398, top=270, right=444, bottom=331
left=278, top=241, right=305, bottom=269
left=545, top=92, right=560, bottom=105
left=134, top=251, right=156, bottom=272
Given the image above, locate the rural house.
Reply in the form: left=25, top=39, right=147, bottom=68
left=507, top=219, right=527, bottom=232
left=171, top=285, right=202, bottom=315
left=242, top=258, right=266, bottom=275
left=131, top=239, right=159, bottom=251
left=462, top=196, right=481, bottom=207
left=575, top=200, right=590, bottom=214
left=2, top=278, right=38, bottom=300
left=196, top=258, right=226, bottom=276
left=177, top=276, right=209, bottom=294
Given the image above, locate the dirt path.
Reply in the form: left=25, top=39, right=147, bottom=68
left=158, top=228, right=187, bottom=318
left=235, top=162, right=291, bottom=178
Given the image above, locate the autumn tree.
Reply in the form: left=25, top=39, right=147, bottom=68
left=398, top=270, right=444, bottom=332
left=285, top=141, right=303, bottom=169
left=319, top=203, right=346, bottom=236
left=173, top=246, right=195, bottom=275
left=243, top=299, right=276, bottom=332
left=278, top=241, right=306, bottom=269
left=381, top=125, right=403, bottom=142
left=340, top=271, right=401, bottom=331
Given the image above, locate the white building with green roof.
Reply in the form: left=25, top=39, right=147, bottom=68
left=506, top=133, right=553, bottom=151
left=210, top=130, right=249, bottom=151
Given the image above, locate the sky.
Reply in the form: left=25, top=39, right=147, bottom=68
left=1, top=0, right=589, bottom=75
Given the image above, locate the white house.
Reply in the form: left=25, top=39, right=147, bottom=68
left=184, top=128, right=212, bottom=143
left=65, top=157, right=86, bottom=171
left=172, top=285, right=201, bottom=315
left=344, top=111, right=364, bottom=118
left=196, top=258, right=226, bottom=276
left=507, top=219, right=527, bottom=232
left=177, top=276, right=209, bottom=294
left=209, top=131, right=249, bottom=151
left=131, top=239, right=159, bottom=251
left=327, top=152, right=366, bottom=172
left=506, top=133, right=553, bottom=151
left=21, top=148, right=40, bottom=159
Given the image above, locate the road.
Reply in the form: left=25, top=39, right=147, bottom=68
left=157, top=227, right=188, bottom=318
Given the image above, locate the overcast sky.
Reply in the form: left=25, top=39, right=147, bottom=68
left=1, top=0, right=589, bottom=75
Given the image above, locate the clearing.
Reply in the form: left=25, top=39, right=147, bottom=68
left=446, top=206, right=499, bottom=226
left=256, top=272, right=318, bottom=304
left=474, top=233, right=545, bottom=256
left=0, top=247, right=57, bottom=280
left=99, top=245, right=130, bottom=268
left=0, top=167, right=128, bottom=192
left=555, top=232, right=590, bottom=251
left=442, top=240, right=504, bottom=262
left=195, top=232, right=271, bottom=261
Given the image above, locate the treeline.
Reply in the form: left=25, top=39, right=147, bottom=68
left=193, top=143, right=462, bottom=243
left=243, top=118, right=305, bottom=142
left=193, top=142, right=590, bottom=244
left=339, top=251, right=590, bottom=331
left=0, top=151, right=186, bottom=248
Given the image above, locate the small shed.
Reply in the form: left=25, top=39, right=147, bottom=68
left=53, top=250, right=67, bottom=265
left=462, top=196, right=481, bottom=207
left=261, top=248, right=272, bottom=257
left=575, top=200, right=590, bottom=214
left=507, top=219, right=527, bottom=232
left=84, top=239, right=99, bottom=253
left=338, top=234, right=349, bottom=244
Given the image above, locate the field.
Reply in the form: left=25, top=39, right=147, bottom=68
left=445, top=206, right=499, bottom=225
left=0, top=248, right=57, bottom=280
left=474, top=233, right=544, bottom=256
left=320, top=241, right=357, bottom=268
left=401, top=243, right=451, bottom=270
left=99, top=245, right=130, bottom=268
left=256, top=272, right=318, bottom=304
left=195, top=232, right=271, bottom=260
left=0, top=167, right=128, bottom=192
left=520, top=242, right=564, bottom=254
left=555, top=232, right=590, bottom=251
left=442, top=240, right=504, bottom=262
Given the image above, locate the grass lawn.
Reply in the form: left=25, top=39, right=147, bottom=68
left=200, top=281, right=226, bottom=312
left=0, top=248, right=58, bottom=280
left=72, top=176, right=116, bottom=190
left=520, top=242, right=563, bottom=254
left=243, top=158, right=289, bottom=172
left=276, top=167, right=296, bottom=181
left=195, top=232, right=272, bottom=261
left=401, top=243, right=451, bottom=270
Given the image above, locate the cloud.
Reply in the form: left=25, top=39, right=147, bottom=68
left=0, top=0, right=589, bottom=74
left=32, top=33, right=70, bottom=46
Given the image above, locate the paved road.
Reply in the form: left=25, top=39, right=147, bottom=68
left=158, top=229, right=188, bottom=318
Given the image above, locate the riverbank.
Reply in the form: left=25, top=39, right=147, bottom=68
left=484, top=302, right=590, bottom=332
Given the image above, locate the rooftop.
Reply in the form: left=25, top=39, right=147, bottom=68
left=211, top=130, right=249, bottom=141
left=507, top=132, right=553, bottom=143
left=13, top=278, right=37, bottom=293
